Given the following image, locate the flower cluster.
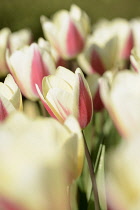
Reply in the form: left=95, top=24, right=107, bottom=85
left=0, top=4, right=140, bottom=210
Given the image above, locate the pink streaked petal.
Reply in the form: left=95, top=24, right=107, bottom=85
left=66, top=21, right=84, bottom=57
left=77, top=73, right=93, bottom=128
left=54, top=99, right=71, bottom=121
left=0, top=197, right=27, bottom=210
left=121, top=30, right=134, bottom=59
left=0, top=100, right=8, bottom=121
left=90, top=50, right=105, bottom=75
left=31, top=45, right=49, bottom=95
left=35, top=84, right=57, bottom=119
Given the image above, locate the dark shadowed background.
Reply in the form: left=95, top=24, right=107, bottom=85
left=1, top=0, right=140, bottom=39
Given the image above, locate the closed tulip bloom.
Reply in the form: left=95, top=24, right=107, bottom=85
left=8, top=28, right=32, bottom=53
left=0, top=28, right=11, bottom=77
left=0, top=74, right=22, bottom=121
left=41, top=4, right=90, bottom=59
left=78, top=18, right=133, bottom=75
left=36, top=66, right=93, bottom=128
left=7, top=42, right=56, bottom=101
left=99, top=70, right=140, bottom=139
left=0, top=112, right=84, bottom=210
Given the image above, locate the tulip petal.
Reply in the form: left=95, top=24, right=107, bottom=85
left=66, top=21, right=84, bottom=57
left=0, top=100, right=8, bottom=121
left=75, top=68, right=93, bottom=128
left=64, top=115, right=84, bottom=177
left=46, top=88, right=73, bottom=121
left=55, top=66, right=76, bottom=87
left=35, top=84, right=58, bottom=120
left=31, top=44, right=49, bottom=95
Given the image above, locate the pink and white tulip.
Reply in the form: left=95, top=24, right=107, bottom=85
left=78, top=18, right=133, bottom=75
left=36, top=66, right=93, bottom=128
left=41, top=4, right=90, bottom=59
left=7, top=42, right=56, bottom=101
left=99, top=70, right=140, bottom=139
left=0, top=74, right=22, bottom=121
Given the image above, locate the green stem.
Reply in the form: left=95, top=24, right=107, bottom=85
left=82, top=130, right=100, bottom=210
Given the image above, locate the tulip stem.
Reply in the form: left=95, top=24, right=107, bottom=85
left=38, top=100, right=47, bottom=117
left=82, top=130, right=100, bottom=210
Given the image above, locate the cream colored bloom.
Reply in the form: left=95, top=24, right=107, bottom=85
left=36, top=66, right=93, bottom=128
left=0, top=74, right=22, bottom=121
left=0, top=112, right=84, bottom=210
left=78, top=18, right=133, bottom=75
left=99, top=70, right=140, bottom=139
left=7, top=42, right=56, bottom=101
left=41, top=4, right=90, bottom=59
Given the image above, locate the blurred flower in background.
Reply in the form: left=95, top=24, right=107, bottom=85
left=41, top=4, right=90, bottom=59
left=0, top=74, right=22, bottom=121
left=7, top=42, right=56, bottom=101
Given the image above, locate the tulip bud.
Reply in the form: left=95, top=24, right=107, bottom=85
left=41, top=4, right=90, bottom=59
left=8, top=28, right=32, bottom=53
left=0, top=74, right=22, bottom=121
left=0, top=112, right=84, bottom=210
left=36, top=66, right=93, bottom=128
left=7, top=42, right=56, bottom=101
left=99, top=70, right=140, bottom=139
left=0, top=28, right=11, bottom=77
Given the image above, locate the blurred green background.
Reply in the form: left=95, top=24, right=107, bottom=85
left=0, top=0, right=140, bottom=39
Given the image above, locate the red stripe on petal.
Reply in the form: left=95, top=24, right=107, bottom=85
left=90, top=50, right=105, bottom=75
left=121, top=30, right=134, bottom=59
left=78, top=74, right=93, bottom=128
left=56, top=100, right=71, bottom=121
left=0, top=100, right=8, bottom=121
left=66, top=21, right=84, bottom=57
left=0, top=197, right=28, bottom=210
left=31, top=46, right=50, bottom=96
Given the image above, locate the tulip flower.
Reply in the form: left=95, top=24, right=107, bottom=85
left=0, top=28, right=11, bottom=77
left=106, top=135, right=140, bottom=210
left=0, top=112, right=84, bottom=210
left=36, top=66, right=93, bottom=128
left=8, top=28, right=32, bottom=53
left=78, top=18, right=133, bottom=75
left=99, top=70, right=140, bottom=139
left=7, top=42, right=56, bottom=101
left=0, top=74, right=22, bottom=121
left=41, top=4, right=90, bottom=59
